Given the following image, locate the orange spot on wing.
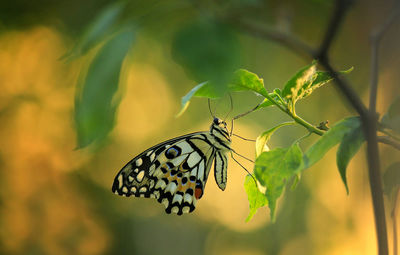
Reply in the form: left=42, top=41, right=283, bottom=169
left=195, top=187, right=203, bottom=199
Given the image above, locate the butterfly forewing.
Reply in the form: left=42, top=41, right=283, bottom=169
left=112, top=119, right=232, bottom=215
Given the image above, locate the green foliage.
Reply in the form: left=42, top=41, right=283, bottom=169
left=62, top=2, right=127, bottom=61
left=244, top=175, right=268, bottom=222
left=336, top=125, right=365, bottom=194
left=258, top=89, right=284, bottom=109
left=381, top=97, right=400, bottom=133
left=303, top=117, right=361, bottom=169
left=180, top=61, right=352, bottom=116
left=74, top=30, right=134, bottom=149
left=171, top=19, right=241, bottom=95
left=281, top=61, right=352, bottom=112
left=254, top=143, right=303, bottom=220
left=179, top=69, right=266, bottom=115
left=178, top=62, right=359, bottom=221
left=255, top=122, right=295, bottom=157
left=248, top=117, right=364, bottom=221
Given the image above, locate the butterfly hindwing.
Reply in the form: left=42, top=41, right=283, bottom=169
left=112, top=133, right=218, bottom=215
left=214, top=151, right=228, bottom=191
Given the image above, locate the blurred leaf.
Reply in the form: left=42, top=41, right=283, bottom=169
left=75, top=29, right=135, bottom=148
left=254, top=143, right=303, bottom=221
left=290, top=173, right=301, bottom=190
left=336, top=124, right=365, bottom=194
left=381, top=97, right=400, bottom=133
left=383, top=162, right=400, bottom=201
left=172, top=19, right=240, bottom=95
left=256, top=122, right=294, bottom=157
left=62, top=2, right=126, bottom=60
left=244, top=175, right=268, bottom=222
left=177, top=81, right=217, bottom=117
left=303, top=117, right=361, bottom=169
left=282, top=61, right=352, bottom=105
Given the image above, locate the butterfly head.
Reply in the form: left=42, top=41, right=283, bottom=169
left=210, top=117, right=231, bottom=143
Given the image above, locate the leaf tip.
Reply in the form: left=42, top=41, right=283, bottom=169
left=176, top=101, right=190, bottom=118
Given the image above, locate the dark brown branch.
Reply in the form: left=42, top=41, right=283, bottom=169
left=222, top=1, right=399, bottom=254
left=369, top=3, right=400, bottom=115
left=226, top=17, right=316, bottom=60
left=318, top=61, right=368, bottom=116
left=317, top=0, right=353, bottom=59
left=367, top=3, right=400, bottom=254
left=317, top=1, right=392, bottom=253
left=378, top=136, right=400, bottom=151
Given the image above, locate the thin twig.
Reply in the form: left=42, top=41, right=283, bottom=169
left=377, top=136, right=400, bottom=151
left=379, top=127, right=400, bottom=142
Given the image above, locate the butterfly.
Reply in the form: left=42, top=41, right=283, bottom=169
left=112, top=117, right=232, bottom=215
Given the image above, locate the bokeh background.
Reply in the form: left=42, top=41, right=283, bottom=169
left=0, top=0, right=399, bottom=254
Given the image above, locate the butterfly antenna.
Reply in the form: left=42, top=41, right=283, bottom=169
left=223, top=93, right=233, bottom=121
left=233, top=101, right=263, bottom=121
left=231, top=152, right=258, bottom=187
left=208, top=98, right=215, bottom=119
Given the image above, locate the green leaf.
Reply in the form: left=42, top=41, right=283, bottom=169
left=303, top=117, right=361, bottom=169
left=281, top=62, right=317, bottom=102
left=244, top=175, right=268, bottom=222
left=229, top=69, right=267, bottom=95
left=254, top=143, right=303, bottom=220
left=336, top=125, right=365, bottom=194
left=381, top=97, right=400, bottom=133
left=177, top=81, right=225, bottom=116
left=257, top=89, right=285, bottom=109
left=282, top=62, right=353, bottom=104
left=383, top=162, right=400, bottom=201
left=256, top=122, right=295, bottom=157
left=62, top=2, right=126, bottom=60
left=172, top=19, right=240, bottom=95
left=75, top=29, right=135, bottom=149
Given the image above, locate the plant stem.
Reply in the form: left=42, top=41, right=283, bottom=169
left=262, top=92, right=325, bottom=136
left=392, top=188, right=399, bottom=255
left=377, top=136, right=400, bottom=151
left=379, top=126, right=400, bottom=142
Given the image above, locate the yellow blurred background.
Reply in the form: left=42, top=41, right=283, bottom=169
left=0, top=1, right=399, bottom=254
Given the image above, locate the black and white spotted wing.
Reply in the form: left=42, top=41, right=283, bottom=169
left=112, top=117, right=232, bottom=215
